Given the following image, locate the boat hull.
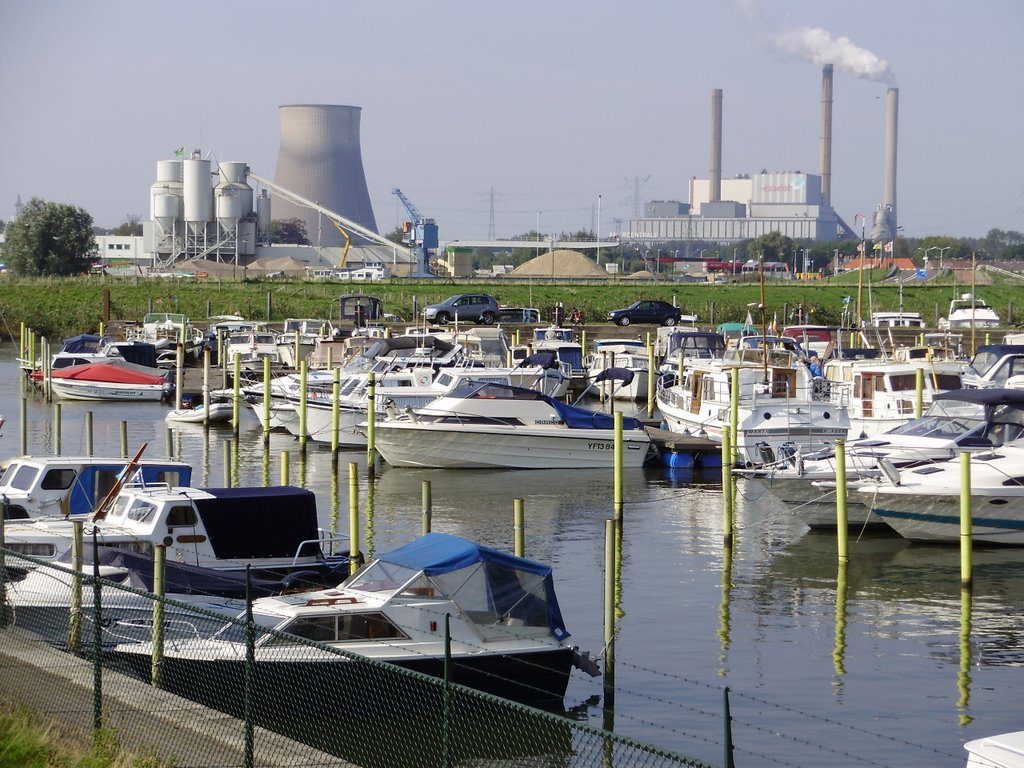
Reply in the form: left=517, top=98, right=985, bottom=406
left=374, top=423, right=651, bottom=469
left=870, top=492, right=1024, bottom=544
left=165, top=402, right=234, bottom=424
left=51, top=379, right=167, bottom=402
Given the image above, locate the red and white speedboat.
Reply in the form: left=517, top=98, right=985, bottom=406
left=34, top=360, right=172, bottom=402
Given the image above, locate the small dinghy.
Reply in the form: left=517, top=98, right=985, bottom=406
left=165, top=394, right=234, bottom=424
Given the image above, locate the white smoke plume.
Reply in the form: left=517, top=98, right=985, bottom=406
left=774, top=26, right=895, bottom=84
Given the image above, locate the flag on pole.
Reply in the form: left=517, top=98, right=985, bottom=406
left=872, top=242, right=882, bottom=251
left=884, top=240, right=893, bottom=253
left=173, top=147, right=184, bottom=157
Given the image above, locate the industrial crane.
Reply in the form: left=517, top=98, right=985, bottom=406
left=392, top=188, right=438, bottom=277
left=247, top=173, right=422, bottom=275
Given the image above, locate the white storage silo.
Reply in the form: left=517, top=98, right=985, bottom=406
left=217, top=161, right=254, bottom=221
left=150, top=160, right=183, bottom=223
left=183, top=157, right=213, bottom=222
left=256, top=189, right=271, bottom=244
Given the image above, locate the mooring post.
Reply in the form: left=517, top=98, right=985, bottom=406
left=646, top=341, right=656, bottom=418
left=54, top=403, right=62, bottom=455
left=349, top=462, right=360, bottom=575
left=85, top=411, right=93, bottom=457
left=421, top=480, right=432, bottom=535
left=331, top=366, right=341, bottom=454
left=835, top=439, right=848, bottom=562
left=366, top=372, right=377, bottom=475
left=613, top=412, right=624, bottom=522
left=960, top=451, right=973, bottom=589
left=18, top=321, right=25, bottom=363
left=265, top=291, right=272, bottom=322
left=232, top=354, right=242, bottom=436
left=203, top=348, right=212, bottom=429
left=67, top=520, right=84, bottom=653
left=174, top=343, right=184, bottom=411
left=280, top=451, right=290, bottom=486
left=98, top=321, right=105, bottom=339
left=28, top=330, right=36, bottom=373
left=293, top=334, right=301, bottom=371
left=513, top=498, right=525, bottom=557
left=20, top=397, right=27, bottom=456
left=262, top=356, right=271, bottom=445
left=42, top=337, right=51, bottom=402
left=151, top=544, right=165, bottom=689
left=298, top=360, right=308, bottom=451
left=722, top=429, right=733, bottom=547
left=223, top=439, right=232, bottom=488
left=915, top=367, right=924, bottom=419
left=730, top=366, right=740, bottom=462
left=120, top=421, right=128, bottom=458
left=165, top=427, right=173, bottom=460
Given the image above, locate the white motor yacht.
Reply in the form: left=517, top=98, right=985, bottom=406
left=108, top=533, right=594, bottom=703
left=856, top=441, right=1024, bottom=544
left=587, top=339, right=650, bottom=401
left=938, top=293, right=1001, bottom=330
left=737, top=388, right=1024, bottom=529
left=372, top=381, right=652, bottom=469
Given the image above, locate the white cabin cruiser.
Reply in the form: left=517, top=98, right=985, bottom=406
left=963, top=344, right=1024, bottom=389
left=109, top=533, right=593, bottom=703
left=656, top=339, right=849, bottom=464
left=587, top=339, right=650, bottom=401
left=857, top=441, right=1024, bottom=544
left=965, top=731, right=1024, bottom=768
left=225, top=330, right=281, bottom=370
left=372, top=381, right=652, bottom=469
left=277, top=318, right=334, bottom=368
left=738, top=389, right=1024, bottom=528
left=938, top=293, right=1001, bottom=330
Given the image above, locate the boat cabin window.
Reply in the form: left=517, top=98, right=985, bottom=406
left=0, top=462, right=20, bottom=487
left=41, top=468, right=77, bottom=491
left=889, top=400, right=985, bottom=439
left=276, top=612, right=409, bottom=644
left=126, top=499, right=157, bottom=523
left=347, top=560, right=420, bottom=595
left=987, top=358, right=1024, bottom=386
left=106, top=495, right=132, bottom=521
left=166, top=504, right=198, bottom=527
left=10, top=465, right=40, bottom=491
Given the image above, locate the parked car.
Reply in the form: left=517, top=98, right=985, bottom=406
left=423, top=294, right=500, bottom=325
left=607, top=300, right=683, bottom=327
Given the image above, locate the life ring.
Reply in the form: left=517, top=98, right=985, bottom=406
left=417, top=371, right=431, bottom=386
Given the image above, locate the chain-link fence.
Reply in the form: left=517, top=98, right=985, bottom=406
left=0, top=547, right=714, bottom=768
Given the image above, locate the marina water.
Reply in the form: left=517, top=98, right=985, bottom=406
left=3, top=343, right=1021, bottom=767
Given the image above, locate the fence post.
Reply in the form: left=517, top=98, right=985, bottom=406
left=91, top=530, right=103, bottom=738
left=0, top=499, right=7, bottom=626
left=244, top=566, right=254, bottom=768
left=151, top=544, right=165, bottom=688
left=443, top=613, right=453, bottom=768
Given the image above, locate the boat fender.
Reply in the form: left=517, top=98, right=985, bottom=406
left=572, top=648, right=602, bottom=677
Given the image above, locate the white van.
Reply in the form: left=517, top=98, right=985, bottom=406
left=348, top=267, right=388, bottom=282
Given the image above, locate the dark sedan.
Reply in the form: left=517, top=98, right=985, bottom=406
left=607, top=300, right=682, bottom=327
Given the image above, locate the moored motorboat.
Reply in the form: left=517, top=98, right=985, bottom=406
left=33, top=360, right=172, bottom=401
left=164, top=400, right=234, bottom=424
left=938, top=293, right=1001, bottom=330
left=965, top=731, right=1024, bottom=768
left=109, top=532, right=595, bottom=703
left=373, top=381, right=652, bottom=469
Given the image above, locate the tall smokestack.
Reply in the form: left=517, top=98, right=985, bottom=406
left=710, top=88, right=722, bottom=203
left=872, top=87, right=898, bottom=240
left=819, top=64, right=833, bottom=207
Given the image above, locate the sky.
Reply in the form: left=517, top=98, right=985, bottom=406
left=1, top=1, right=1022, bottom=242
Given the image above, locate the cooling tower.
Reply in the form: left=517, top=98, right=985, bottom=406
left=709, top=89, right=723, bottom=203
left=272, top=104, right=378, bottom=246
left=819, top=65, right=833, bottom=207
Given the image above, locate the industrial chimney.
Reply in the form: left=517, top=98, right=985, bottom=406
left=819, top=65, right=833, bottom=207
left=872, top=87, right=898, bottom=240
left=272, top=104, right=378, bottom=246
left=709, top=89, right=723, bottom=203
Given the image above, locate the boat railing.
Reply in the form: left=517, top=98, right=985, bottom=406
left=303, top=531, right=352, bottom=562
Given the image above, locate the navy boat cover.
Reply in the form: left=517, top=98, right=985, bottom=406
left=194, top=486, right=320, bottom=560
left=377, top=532, right=570, bottom=640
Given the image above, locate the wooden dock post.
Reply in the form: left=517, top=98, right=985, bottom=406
left=151, top=544, right=166, bottom=689
left=298, top=361, right=308, bottom=452
left=85, top=411, right=94, bottom=457
left=262, top=356, right=271, bottom=445
left=646, top=341, right=656, bottom=418
left=203, top=349, right=212, bottom=429
left=421, top=481, right=432, bottom=535
left=232, top=354, right=242, bottom=436
left=730, top=367, right=739, bottom=462
left=174, top=343, right=184, bottom=411
left=223, top=439, right=232, bottom=488
left=613, top=412, right=624, bottom=522
left=120, top=421, right=128, bottom=458
left=960, top=451, right=973, bottom=589
left=835, top=439, right=848, bottom=563
left=331, top=366, right=341, bottom=454
left=280, top=451, right=290, bottom=486
left=721, top=429, right=733, bottom=547
left=513, top=498, right=525, bottom=557
left=603, top=519, right=616, bottom=649
left=54, top=404, right=62, bottom=455
left=349, top=462, right=359, bottom=575
left=366, top=372, right=377, bottom=476
left=915, top=368, right=924, bottom=419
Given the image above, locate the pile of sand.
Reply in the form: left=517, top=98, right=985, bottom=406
left=507, top=249, right=610, bottom=278
left=626, top=269, right=656, bottom=280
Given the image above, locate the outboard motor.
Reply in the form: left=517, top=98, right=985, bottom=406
left=747, top=441, right=776, bottom=467
left=777, top=442, right=799, bottom=467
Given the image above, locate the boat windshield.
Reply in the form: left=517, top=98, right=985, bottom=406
left=968, top=350, right=1001, bottom=377
left=346, top=560, right=421, bottom=595
left=214, top=610, right=284, bottom=644
left=887, top=400, right=986, bottom=439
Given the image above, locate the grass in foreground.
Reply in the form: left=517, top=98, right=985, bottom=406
left=0, top=706, right=170, bottom=768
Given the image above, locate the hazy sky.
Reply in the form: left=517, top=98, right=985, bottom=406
left=1, top=1, right=1022, bottom=241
